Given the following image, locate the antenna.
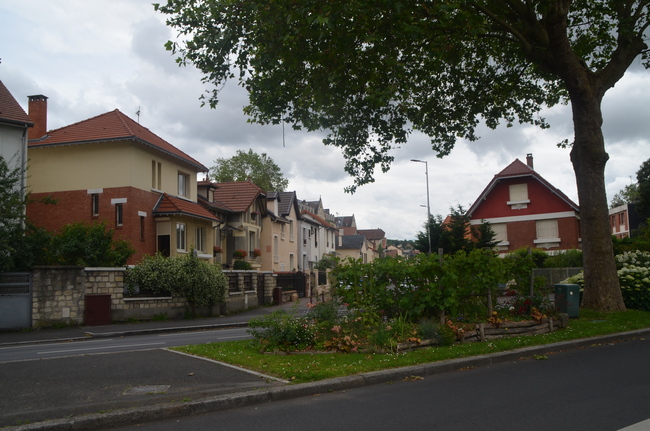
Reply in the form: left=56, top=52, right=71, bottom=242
left=136, top=106, right=141, bottom=123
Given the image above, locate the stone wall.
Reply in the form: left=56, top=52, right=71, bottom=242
left=29, top=267, right=277, bottom=327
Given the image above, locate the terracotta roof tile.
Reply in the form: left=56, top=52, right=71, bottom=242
left=0, top=81, right=33, bottom=126
left=28, top=109, right=206, bottom=171
left=154, top=193, right=221, bottom=222
left=212, top=181, right=264, bottom=212
left=357, top=228, right=386, bottom=240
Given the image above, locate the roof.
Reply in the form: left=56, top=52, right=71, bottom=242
left=301, top=210, right=335, bottom=228
left=357, top=228, right=385, bottom=240
left=336, top=215, right=355, bottom=228
left=337, top=235, right=366, bottom=250
left=212, top=181, right=265, bottom=212
left=153, top=193, right=221, bottom=222
left=278, top=191, right=298, bottom=217
left=0, top=81, right=33, bottom=127
left=467, top=158, right=579, bottom=216
left=28, top=109, right=207, bottom=172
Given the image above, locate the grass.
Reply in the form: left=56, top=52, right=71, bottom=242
left=172, top=309, right=650, bottom=384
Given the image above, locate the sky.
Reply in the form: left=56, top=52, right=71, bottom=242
left=1, top=1, right=647, bottom=240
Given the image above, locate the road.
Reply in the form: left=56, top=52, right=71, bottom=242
left=0, top=327, right=250, bottom=363
left=106, top=337, right=650, bottom=431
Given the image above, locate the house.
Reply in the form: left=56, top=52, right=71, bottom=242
left=198, top=180, right=266, bottom=268
left=335, top=215, right=358, bottom=235
left=299, top=208, right=337, bottom=270
left=609, top=203, right=643, bottom=239
left=357, top=228, right=387, bottom=257
left=262, top=191, right=300, bottom=271
left=25, top=97, right=219, bottom=264
left=336, top=234, right=374, bottom=263
left=0, top=81, right=32, bottom=200
left=466, top=154, right=581, bottom=254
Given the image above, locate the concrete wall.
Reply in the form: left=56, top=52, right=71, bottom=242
left=29, top=266, right=276, bottom=327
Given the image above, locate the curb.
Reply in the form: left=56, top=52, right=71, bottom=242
left=6, top=327, right=650, bottom=431
left=84, top=322, right=250, bottom=338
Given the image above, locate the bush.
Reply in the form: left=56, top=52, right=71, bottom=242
left=544, top=249, right=583, bottom=268
left=125, top=251, right=227, bottom=316
left=233, top=259, right=252, bottom=270
left=50, top=221, right=135, bottom=266
left=248, top=310, right=315, bottom=352
left=616, top=251, right=650, bottom=311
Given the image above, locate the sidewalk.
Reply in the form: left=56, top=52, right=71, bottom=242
left=0, top=299, right=310, bottom=346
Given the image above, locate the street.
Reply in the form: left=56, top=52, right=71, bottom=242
left=0, top=327, right=250, bottom=363
left=106, top=337, right=650, bottom=431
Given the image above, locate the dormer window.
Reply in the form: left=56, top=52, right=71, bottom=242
left=507, top=183, right=529, bottom=209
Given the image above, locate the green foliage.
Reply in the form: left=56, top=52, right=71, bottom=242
left=315, top=253, right=338, bottom=271
left=126, top=252, right=227, bottom=316
left=544, top=250, right=583, bottom=268
left=248, top=310, right=315, bottom=352
left=615, top=251, right=650, bottom=311
left=332, top=249, right=506, bottom=322
left=637, top=159, right=650, bottom=220
left=209, top=149, right=288, bottom=192
left=233, top=259, right=252, bottom=270
left=49, top=221, right=135, bottom=267
left=610, top=183, right=640, bottom=208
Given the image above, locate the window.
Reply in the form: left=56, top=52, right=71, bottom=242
left=178, top=172, right=189, bottom=197
left=289, top=220, right=295, bottom=242
left=508, top=183, right=529, bottom=209
left=491, top=223, right=508, bottom=245
left=115, top=203, right=123, bottom=226
left=176, top=223, right=186, bottom=250
left=281, top=224, right=286, bottom=240
left=195, top=227, right=204, bottom=252
left=91, top=194, right=99, bottom=217
left=274, top=236, right=279, bottom=263
left=140, top=216, right=145, bottom=241
left=535, top=219, right=560, bottom=248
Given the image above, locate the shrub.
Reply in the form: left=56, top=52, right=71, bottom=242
left=544, top=249, right=583, bottom=268
left=50, top=221, right=135, bottom=266
left=248, top=310, right=315, bottom=352
left=615, top=251, right=650, bottom=311
left=233, top=259, right=252, bottom=270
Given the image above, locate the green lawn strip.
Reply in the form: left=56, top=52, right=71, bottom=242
left=172, top=309, right=650, bottom=384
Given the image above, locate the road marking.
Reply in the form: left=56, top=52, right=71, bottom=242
left=0, top=338, right=113, bottom=350
left=38, top=342, right=165, bottom=355
left=618, top=418, right=650, bottom=430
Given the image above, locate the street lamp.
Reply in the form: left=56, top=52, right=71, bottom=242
left=411, top=159, right=432, bottom=254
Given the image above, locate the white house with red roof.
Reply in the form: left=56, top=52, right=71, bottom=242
left=25, top=96, right=220, bottom=264
left=466, top=154, right=581, bottom=254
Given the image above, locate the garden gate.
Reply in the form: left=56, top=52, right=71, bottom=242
left=0, top=272, right=32, bottom=329
left=275, top=271, right=306, bottom=298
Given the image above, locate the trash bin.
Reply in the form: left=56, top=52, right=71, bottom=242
left=555, top=284, right=580, bottom=318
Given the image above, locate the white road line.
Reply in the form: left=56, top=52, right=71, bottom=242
left=38, top=342, right=165, bottom=355
left=0, top=338, right=114, bottom=350
left=618, top=418, right=650, bottom=430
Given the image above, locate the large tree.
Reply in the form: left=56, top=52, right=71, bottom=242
left=210, top=148, right=288, bottom=192
left=155, top=1, right=650, bottom=311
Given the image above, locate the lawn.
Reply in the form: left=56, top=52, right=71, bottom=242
left=172, top=309, right=650, bottom=384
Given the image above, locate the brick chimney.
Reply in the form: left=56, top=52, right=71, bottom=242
left=28, top=95, right=48, bottom=140
left=526, top=153, right=534, bottom=169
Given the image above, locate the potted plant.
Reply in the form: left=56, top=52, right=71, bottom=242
left=251, top=248, right=261, bottom=258
left=233, top=249, right=248, bottom=259
left=213, top=246, right=222, bottom=254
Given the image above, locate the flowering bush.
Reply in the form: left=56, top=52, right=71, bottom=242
left=233, top=249, right=248, bottom=259
left=616, top=251, right=650, bottom=311
left=251, top=248, right=261, bottom=258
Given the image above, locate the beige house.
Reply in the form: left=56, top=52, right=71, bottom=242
left=26, top=97, right=219, bottom=264
left=262, top=191, right=300, bottom=272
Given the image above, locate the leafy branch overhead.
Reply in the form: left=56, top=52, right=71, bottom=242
left=154, top=0, right=650, bottom=312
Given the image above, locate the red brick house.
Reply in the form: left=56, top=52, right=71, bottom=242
left=466, top=154, right=581, bottom=254
left=26, top=96, right=220, bottom=264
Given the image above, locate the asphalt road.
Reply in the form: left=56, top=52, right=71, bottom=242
left=0, top=327, right=250, bottom=363
left=106, top=337, right=650, bottom=431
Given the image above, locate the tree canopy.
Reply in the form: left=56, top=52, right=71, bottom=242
left=155, top=0, right=650, bottom=311
left=210, top=149, right=288, bottom=192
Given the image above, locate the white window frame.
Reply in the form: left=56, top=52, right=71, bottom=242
left=508, top=183, right=530, bottom=209
left=176, top=222, right=187, bottom=251
left=178, top=172, right=190, bottom=198
left=195, top=227, right=204, bottom=252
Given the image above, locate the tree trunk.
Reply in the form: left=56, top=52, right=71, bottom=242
left=569, top=86, right=625, bottom=311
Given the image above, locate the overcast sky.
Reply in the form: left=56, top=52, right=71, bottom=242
left=1, top=1, right=647, bottom=240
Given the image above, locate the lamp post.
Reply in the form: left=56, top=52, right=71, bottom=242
left=411, top=159, right=432, bottom=254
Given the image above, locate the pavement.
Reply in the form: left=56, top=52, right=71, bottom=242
left=2, top=301, right=650, bottom=431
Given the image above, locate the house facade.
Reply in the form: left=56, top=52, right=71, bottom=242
left=25, top=97, right=219, bottom=264
left=262, top=191, right=300, bottom=272
left=199, top=180, right=266, bottom=269
left=466, top=154, right=581, bottom=254
left=0, top=81, right=32, bottom=199
left=609, top=203, right=643, bottom=239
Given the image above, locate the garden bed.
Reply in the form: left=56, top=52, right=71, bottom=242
left=457, top=314, right=569, bottom=343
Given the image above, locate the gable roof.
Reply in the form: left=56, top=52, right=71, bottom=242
left=0, top=81, right=33, bottom=127
left=301, top=209, right=335, bottom=228
left=337, top=234, right=366, bottom=250
left=28, top=109, right=207, bottom=172
left=357, top=228, right=385, bottom=240
left=336, top=215, right=356, bottom=228
left=212, top=181, right=265, bottom=213
left=467, top=158, right=579, bottom=216
left=153, top=193, right=221, bottom=222
left=278, top=191, right=298, bottom=217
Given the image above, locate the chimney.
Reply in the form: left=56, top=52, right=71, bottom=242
left=28, top=95, right=48, bottom=140
left=526, top=153, right=534, bottom=169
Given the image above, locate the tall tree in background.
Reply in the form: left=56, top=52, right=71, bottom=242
left=210, top=149, right=288, bottom=192
left=636, top=158, right=650, bottom=221
left=155, top=1, right=650, bottom=311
